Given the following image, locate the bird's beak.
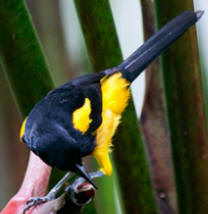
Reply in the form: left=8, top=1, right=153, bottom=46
left=75, top=164, right=97, bottom=189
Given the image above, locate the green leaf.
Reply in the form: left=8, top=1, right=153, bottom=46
left=0, top=0, right=54, bottom=117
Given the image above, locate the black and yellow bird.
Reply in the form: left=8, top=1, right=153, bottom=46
left=21, top=10, right=203, bottom=211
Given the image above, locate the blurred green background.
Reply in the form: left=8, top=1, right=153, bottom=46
left=1, top=0, right=208, bottom=213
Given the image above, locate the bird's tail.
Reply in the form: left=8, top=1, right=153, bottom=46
left=117, top=10, right=203, bottom=83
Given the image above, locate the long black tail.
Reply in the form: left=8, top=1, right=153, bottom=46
left=118, top=10, right=203, bottom=83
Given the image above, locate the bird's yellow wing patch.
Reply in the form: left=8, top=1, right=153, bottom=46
left=20, top=117, right=27, bottom=143
left=72, top=98, right=92, bottom=134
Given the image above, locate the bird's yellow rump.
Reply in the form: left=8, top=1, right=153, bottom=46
left=72, top=72, right=130, bottom=175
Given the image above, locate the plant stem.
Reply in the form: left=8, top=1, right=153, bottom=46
left=140, top=0, right=177, bottom=213
left=0, top=0, right=54, bottom=117
left=154, top=1, right=208, bottom=213
left=74, top=0, right=158, bottom=213
left=0, top=0, right=54, bottom=212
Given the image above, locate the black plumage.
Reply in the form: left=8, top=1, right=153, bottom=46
left=21, top=10, right=202, bottom=190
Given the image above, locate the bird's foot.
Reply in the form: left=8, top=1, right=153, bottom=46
left=89, top=170, right=104, bottom=179
left=65, top=170, right=104, bottom=192
left=23, top=172, right=72, bottom=213
left=22, top=171, right=103, bottom=213
left=23, top=194, right=55, bottom=214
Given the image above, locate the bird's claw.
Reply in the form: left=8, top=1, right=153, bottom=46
left=23, top=196, right=51, bottom=213
left=22, top=171, right=103, bottom=213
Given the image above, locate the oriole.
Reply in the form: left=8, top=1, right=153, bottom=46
left=20, top=10, right=203, bottom=212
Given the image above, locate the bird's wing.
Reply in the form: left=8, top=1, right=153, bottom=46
left=72, top=71, right=130, bottom=136
left=72, top=82, right=103, bottom=135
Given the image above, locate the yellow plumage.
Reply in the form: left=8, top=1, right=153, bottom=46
left=93, top=109, right=121, bottom=175
left=72, top=72, right=130, bottom=175
left=72, top=98, right=92, bottom=134
left=101, top=72, right=130, bottom=114
left=20, top=117, right=27, bottom=143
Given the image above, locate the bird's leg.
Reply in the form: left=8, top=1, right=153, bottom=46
left=23, top=171, right=72, bottom=213
left=47, top=171, right=72, bottom=198
left=23, top=170, right=104, bottom=213
left=89, top=170, right=104, bottom=179
left=65, top=170, right=104, bottom=192
left=65, top=170, right=104, bottom=205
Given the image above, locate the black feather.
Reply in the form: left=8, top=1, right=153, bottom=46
left=22, top=10, right=203, bottom=174
left=119, top=11, right=199, bottom=82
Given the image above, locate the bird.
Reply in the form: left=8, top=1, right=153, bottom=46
left=20, top=10, right=203, bottom=212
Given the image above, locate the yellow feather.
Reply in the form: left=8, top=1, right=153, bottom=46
left=93, top=72, right=130, bottom=175
left=101, top=72, right=130, bottom=114
left=20, top=117, right=27, bottom=143
left=72, top=98, right=92, bottom=133
left=71, top=72, right=130, bottom=175
left=93, top=109, right=121, bottom=175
